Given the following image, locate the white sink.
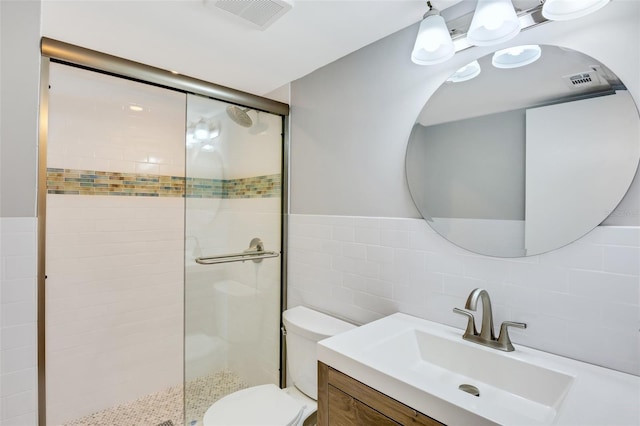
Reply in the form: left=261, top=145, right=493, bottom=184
left=318, top=313, right=640, bottom=426
left=364, top=328, right=573, bottom=424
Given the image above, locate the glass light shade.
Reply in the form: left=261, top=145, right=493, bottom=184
left=411, top=14, right=455, bottom=66
left=186, top=132, right=197, bottom=147
left=447, top=60, right=482, bottom=83
left=542, top=0, right=611, bottom=21
left=209, top=125, right=220, bottom=139
left=467, top=0, right=521, bottom=46
left=194, top=120, right=209, bottom=140
left=492, top=45, right=542, bottom=69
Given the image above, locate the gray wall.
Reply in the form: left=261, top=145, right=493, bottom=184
left=0, top=0, right=41, bottom=218
left=407, top=109, right=525, bottom=220
left=290, top=3, right=640, bottom=224
left=289, top=24, right=426, bottom=218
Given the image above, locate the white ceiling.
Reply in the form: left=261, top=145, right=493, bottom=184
left=41, top=0, right=463, bottom=102
left=418, top=45, right=615, bottom=126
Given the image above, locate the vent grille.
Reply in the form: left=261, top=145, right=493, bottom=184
left=212, top=0, right=293, bottom=30
left=563, top=70, right=601, bottom=89
left=569, top=73, right=593, bottom=86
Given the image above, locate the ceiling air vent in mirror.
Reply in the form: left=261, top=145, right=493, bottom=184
left=563, top=71, right=600, bottom=88
left=210, top=0, right=293, bottom=30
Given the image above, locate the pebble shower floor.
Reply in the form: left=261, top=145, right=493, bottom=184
left=62, top=370, right=247, bottom=426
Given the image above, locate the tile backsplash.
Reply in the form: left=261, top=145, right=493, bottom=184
left=47, top=168, right=280, bottom=199
left=45, top=195, right=185, bottom=425
left=1, top=217, right=38, bottom=426
left=287, top=214, right=640, bottom=376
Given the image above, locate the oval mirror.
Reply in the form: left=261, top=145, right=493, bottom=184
left=406, top=45, right=640, bottom=257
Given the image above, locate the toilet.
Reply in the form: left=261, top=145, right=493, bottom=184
left=202, top=306, right=355, bottom=426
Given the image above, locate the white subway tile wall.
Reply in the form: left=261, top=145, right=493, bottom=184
left=48, top=63, right=186, bottom=178
left=288, top=214, right=640, bottom=376
left=45, top=195, right=184, bottom=425
left=1, top=218, right=38, bottom=426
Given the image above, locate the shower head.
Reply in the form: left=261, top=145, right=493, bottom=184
left=226, top=105, right=253, bottom=128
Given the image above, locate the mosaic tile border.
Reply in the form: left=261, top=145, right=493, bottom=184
left=47, top=168, right=280, bottom=199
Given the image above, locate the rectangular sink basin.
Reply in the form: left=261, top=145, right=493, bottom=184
left=318, top=313, right=640, bottom=426
left=364, top=328, right=574, bottom=424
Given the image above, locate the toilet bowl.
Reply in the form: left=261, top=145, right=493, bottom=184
left=202, top=384, right=315, bottom=426
left=202, top=306, right=355, bottom=426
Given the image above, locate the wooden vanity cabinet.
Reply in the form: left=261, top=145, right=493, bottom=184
left=317, top=362, right=445, bottom=426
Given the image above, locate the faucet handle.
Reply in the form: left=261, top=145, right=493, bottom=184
left=497, top=321, right=527, bottom=352
left=453, top=308, right=477, bottom=338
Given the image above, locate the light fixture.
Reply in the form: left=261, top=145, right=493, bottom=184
left=186, top=130, right=197, bottom=148
left=492, top=45, right=542, bottom=69
left=411, top=0, right=607, bottom=66
left=209, top=124, right=220, bottom=139
left=411, top=1, right=455, bottom=66
left=128, top=104, right=144, bottom=112
left=447, top=60, right=482, bottom=83
left=194, top=119, right=210, bottom=140
left=466, top=0, right=521, bottom=46
left=542, top=0, right=611, bottom=21
left=188, top=118, right=221, bottom=148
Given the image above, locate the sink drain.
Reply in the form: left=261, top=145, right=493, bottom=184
left=459, top=384, right=480, bottom=397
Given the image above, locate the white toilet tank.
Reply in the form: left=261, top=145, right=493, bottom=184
left=283, top=306, right=355, bottom=399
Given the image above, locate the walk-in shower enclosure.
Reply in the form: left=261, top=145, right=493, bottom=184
left=38, top=38, right=288, bottom=426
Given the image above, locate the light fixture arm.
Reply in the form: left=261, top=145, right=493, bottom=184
left=424, top=1, right=440, bottom=19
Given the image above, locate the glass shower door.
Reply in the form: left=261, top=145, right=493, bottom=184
left=183, top=94, right=283, bottom=424
left=45, top=62, right=186, bottom=426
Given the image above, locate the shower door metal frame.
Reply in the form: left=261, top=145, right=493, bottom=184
left=37, top=37, right=290, bottom=426
left=40, top=37, right=289, bottom=116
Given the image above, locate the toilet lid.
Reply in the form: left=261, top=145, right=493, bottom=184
left=203, top=384, right=305, bottom=426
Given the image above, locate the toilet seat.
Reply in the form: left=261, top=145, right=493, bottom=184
left=203, top=384, right=305, bottom=426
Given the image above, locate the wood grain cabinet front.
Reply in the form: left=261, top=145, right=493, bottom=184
left=317, top=362, right=446, bottom=426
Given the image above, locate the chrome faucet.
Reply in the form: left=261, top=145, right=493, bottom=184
left=453, top=288, right=526, bottom=352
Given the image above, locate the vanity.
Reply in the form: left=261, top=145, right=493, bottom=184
left=307, top=8, right=640, bottom=423
left=319, top=40, right=640, bottom=425
left=318, top=362, right=443, bottom=426
left=311, top=9, right=640, bottom=425
left=317, top=311, right=640, bottom=426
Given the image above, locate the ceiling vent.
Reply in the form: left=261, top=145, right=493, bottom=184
left=563, top=71, right=601, bottom=89
left=210, top=0, right=293, bottom=30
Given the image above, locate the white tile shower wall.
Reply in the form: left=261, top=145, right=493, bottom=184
left=0, top=218, right=38, bottom=426
left=45, top=195, right=184, bottom=425
left=186, top=106, right=283, bottom=181
left=48, top=62, right=186, bottom=177
left=220, top=112, right=283, bottom=180
left=288, top=214, right=640, bottom=376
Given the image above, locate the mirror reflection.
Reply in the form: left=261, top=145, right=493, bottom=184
left=406, top=45, right=640, bottom=257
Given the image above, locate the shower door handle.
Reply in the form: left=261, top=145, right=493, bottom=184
left=195, top=237, right=280, bottom=265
